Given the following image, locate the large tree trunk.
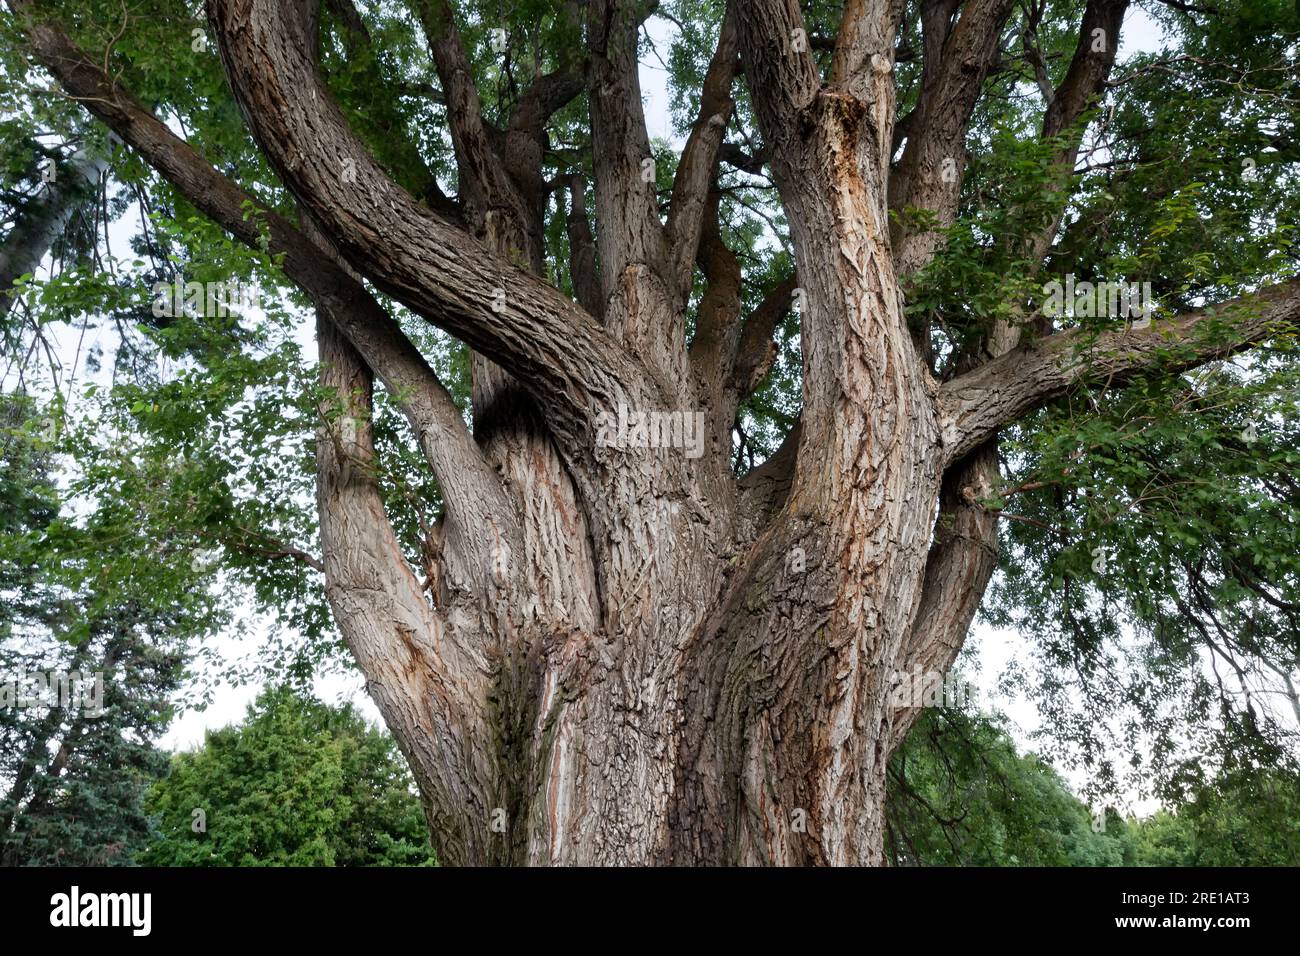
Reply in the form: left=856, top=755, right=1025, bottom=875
left=304, top=38, right=943, bottom=860
left=203, top=0, right=1291, bottom=866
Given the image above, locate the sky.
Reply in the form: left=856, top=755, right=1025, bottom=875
left=8, top=3, right=1176, bottom=815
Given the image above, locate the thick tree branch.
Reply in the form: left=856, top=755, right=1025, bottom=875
left=889, top=0, right=1016, bottom=279
left=499, top=3, right=586, bottom=268
left=319, top=0, right=458, bottom=218
left=9, top=0, right=520, bottom=596
left=1045, top=0, right=1128, bottom=142
left=315, top=315, right=496, bottom=866
left=583, top=0, right=689, bottom=384
left=940, top=278, right=1300, bottom=465
left=408, top=0, right=526, bottom=242
left=736, top=417, right=801, bottom=538
left=687, top=186, right=742, bottom=387
left=587, top=0, right=667, bottom=288
left=1015, top=0, right=1129, bottom=274
left=0, top=145, right=107, bottom=320
left=299, top=223, right=522, bottom=599
left=206, top=0, right=650, bottom=456
left=13, top=0, right=514, bottom=835
left=508, top=67, right=585, bottom=141
left=884, top=0, right=957, bottom=207
left=324, top=0, right=370, bottom=43
left=410, top=1, right=584, bottom=268
left=685, top=186, right=744, bottom=466
left=978, top=0, right=1130, bottom=361
left=900, top=1, right=1132, bottom=691
left=718, top=141, right=767, bottom=174
left=734, top=0, right=821, bottom=141
left=665, top=3, right=738, bottom=293
left=892, top=444, right=999, bottom=747
left=731, top=273, right=798, bottom=396
left=831, top=0, right=907, bottom=100
left=563, top=173, right=602, bottom=318
left=405, top=2, right=609, bottom=643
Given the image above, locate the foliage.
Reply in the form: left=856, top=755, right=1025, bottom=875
left=888, top=708, right=1132, bottom=866
left=890, top=707, right=1300, bottom=866
left=0, top=392, right=189, bottom=866
left=1128, top=770, right=1300, bottom=866
left=141, top=685, right=436, bottom=867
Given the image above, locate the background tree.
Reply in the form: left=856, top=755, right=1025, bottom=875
left=886, top=708, right=1132, bottom=866
left=142, top=685, right=436, bottom=866
left=1127, top=769, right=1300, bottom=866
left=0, top=393, right=192, bottom=866
left=889, top=707, right=1300, bottom=866
left=0, top=0, right=1295, bottom=866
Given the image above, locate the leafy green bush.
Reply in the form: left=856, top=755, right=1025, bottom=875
left=142, top=686, right=435, bottom=867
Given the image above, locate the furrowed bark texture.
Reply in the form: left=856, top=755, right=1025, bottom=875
left=15, top=0, right=1298, bottom=865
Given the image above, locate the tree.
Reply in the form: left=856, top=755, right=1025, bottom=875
left=0, top=139, right=105, bottom=321
left=886, top=708, right=1132, bottom=866
left=891, top=709, right=1300, bottom=866
left=1129, top=770, right=1300, bottom=866
left=142, top=686, right=436, bottom=866
left=1, top=0, right=1295, bottom=865
left=0, top=393, right=188, bottom=866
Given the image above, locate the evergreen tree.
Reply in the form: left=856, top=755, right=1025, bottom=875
left=0, top=392, right=187, bottom=866
left=143, top=686, right=436, bottom=867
